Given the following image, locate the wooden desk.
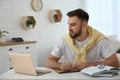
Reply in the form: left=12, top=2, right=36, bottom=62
left=0, top=67, right=120, bottom=80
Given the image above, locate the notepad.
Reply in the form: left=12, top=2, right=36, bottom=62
left=81, top=65, right=120, bottom=77
left=53, top=68, right=80, bottom=74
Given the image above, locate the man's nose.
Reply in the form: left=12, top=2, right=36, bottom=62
left=68, top=26, right=72, bottom=31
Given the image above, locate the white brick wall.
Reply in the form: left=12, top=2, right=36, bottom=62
left=0, top=0, right=81, bottom=66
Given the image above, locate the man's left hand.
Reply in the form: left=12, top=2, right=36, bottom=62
left=72, top=62, right=89, bottom=71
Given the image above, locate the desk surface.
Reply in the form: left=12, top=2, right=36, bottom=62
left=0, top=67, right=120, bottom=80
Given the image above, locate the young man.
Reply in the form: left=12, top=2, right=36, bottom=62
left=45, top=9, right=119, bottom=71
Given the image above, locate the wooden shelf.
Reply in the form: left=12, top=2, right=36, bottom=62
left=48, top=9, right=62, bottom=23
left=0, top=41, right=37, bottom=46
left=21, top=16, right=36, bottom=29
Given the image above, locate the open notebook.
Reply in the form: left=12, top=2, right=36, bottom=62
left=53, top=68, right=80, bottom=74
left=9, top=53, right=51, bottom=76
left=81, top=65, right=120, bottom=77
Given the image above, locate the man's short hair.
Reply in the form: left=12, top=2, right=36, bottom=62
left=67, top=9, right=89, bottom=22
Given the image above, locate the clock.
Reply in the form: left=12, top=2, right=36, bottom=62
left=31, top=0, right=43, bottom=12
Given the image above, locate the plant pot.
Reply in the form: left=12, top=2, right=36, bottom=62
left=0, top=37, right=6, bottom=42
left=0, top=37, right=9, bottom=42
left=27, top=25, right=33, bottom=29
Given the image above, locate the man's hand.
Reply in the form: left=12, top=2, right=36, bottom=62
left=60, top=62, right=89, bottom=71
left=73, top=62, right=89, bottom=71
left=60, top=62, right=73, bottom=71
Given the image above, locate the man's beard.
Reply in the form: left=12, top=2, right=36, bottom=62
left=69, top=26, right=82, bottom=39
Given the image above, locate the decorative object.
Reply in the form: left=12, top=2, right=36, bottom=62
left=0, top=29, right=9, bottom=42
left=21, top=16, right=36, bottom=29
left=48, top=9, right=62, bottom=23
left=117, top=48, right=120, bottom=53
left=12, top=37, right=24, bottom=42
left=0, top=29, right=9, bottom=38
left=31, top=0, right=43, bottom=12
left=26, top=20, right=33, bottom=27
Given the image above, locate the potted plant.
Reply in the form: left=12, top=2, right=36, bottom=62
left=26, top=19, right=33, bottom=29
left=0, top=29, right=9, bottom=42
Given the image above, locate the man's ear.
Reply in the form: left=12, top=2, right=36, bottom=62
left=82, top=21, right=88, bottom=29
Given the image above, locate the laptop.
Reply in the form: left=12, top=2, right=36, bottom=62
left=9, top=53, right=51, bottom=76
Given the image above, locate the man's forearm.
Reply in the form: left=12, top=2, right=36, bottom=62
left=87, top=62, right=102, bottom=67
left=87, top=54, right=119, bottom=68
left=87, top=60, right=119, bottom=68
left=45, top=59, right=62, bottom=70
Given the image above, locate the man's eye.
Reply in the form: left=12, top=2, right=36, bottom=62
left=71, top=23, right=76, bottom=26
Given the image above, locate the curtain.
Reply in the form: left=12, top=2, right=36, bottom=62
left=81, top=0, right=120, bottom=40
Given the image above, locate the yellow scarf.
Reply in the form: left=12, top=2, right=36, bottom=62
left=64, top=26, right=105, bottom=65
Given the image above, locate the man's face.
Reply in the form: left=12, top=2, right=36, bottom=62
left=68, top=16, right=82, bottom=39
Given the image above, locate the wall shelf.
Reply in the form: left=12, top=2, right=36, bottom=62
left=21, top=16, right=36, bottom=29
left=48, top=9, right=62, bottom=23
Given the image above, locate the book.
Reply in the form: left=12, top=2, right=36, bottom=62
left=81, top=65, right=120, bottom=77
